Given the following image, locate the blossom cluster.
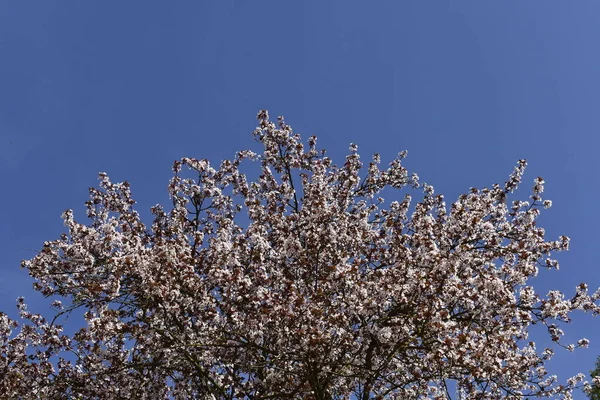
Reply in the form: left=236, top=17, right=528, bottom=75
left=1, top=111, right=599, bottom=399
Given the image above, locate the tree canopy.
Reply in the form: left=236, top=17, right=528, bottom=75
left=588, top=356, right=600, bottom=400
left=1, top=111, right=599, bottom=399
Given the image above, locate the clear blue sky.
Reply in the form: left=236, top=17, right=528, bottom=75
left=1, top=2, right=599, bottom=397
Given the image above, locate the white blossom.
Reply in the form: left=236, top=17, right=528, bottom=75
left=1, top=111, right=597, bottom=399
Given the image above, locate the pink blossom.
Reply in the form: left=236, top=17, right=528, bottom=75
left=1, top=111, right=598, bottom=399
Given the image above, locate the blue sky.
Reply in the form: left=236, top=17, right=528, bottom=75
left=1, top=1, right=599, bottom=397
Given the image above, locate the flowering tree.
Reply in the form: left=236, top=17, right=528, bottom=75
left=1, top=110, right=599, bottom=399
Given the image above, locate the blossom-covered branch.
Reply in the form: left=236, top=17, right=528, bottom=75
left=2, top=111, right=599, bottom=399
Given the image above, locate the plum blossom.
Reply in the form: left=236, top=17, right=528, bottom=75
left=1, top=111, right=599, bottom=399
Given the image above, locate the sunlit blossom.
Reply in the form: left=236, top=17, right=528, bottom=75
left=1, top=111, right=597, bottom=399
